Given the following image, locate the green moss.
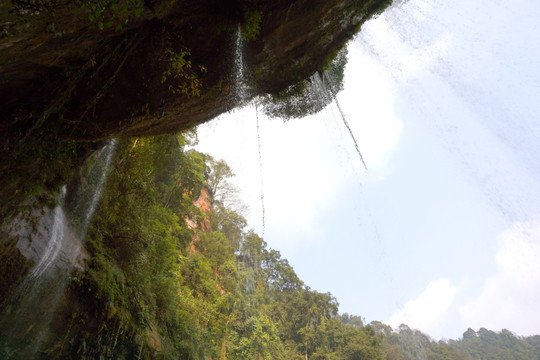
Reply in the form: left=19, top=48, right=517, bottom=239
left=241, top=8, right=263, bottom=42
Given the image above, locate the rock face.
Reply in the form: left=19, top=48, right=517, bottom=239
left=0, top=0, right=390, bottom=215
left=5, top=205, right=87, bottom=273
left=194, top=187, right=213, bottom=231
left=186, top=187, right=213, bottom=231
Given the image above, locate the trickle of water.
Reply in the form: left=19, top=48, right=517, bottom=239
left=78, top=138, right=117, bottom=238
left=313, top=72, right=368, bottom=170
left=29, top=187, right=67, bottom=280
left=239, top=245, right=256, bottom=318
left=254, top=105, right=266, bottom=234
left=0, top=139, right=117, bottom=360
left=234, top=25, right=249, bottom=105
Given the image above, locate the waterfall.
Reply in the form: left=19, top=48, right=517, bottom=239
left=310, top=72, right=368, bottom=170
left=233, top=26, right=267, bottom=232
left=234, top=25, right=249, bottom=105
left=28, top=187, right=67, bottom=280
left=0, top=139, right=117, bottom=360
left=255, top=105, right=266, bottom=234
left=83, top=139, right=116, bottom=232
left=239, top=242, right=256, bottom=317
left=320, top=72, right=368, bottom=170
left=68, top=138, right=117, bottom=239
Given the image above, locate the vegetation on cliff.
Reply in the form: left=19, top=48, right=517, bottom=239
left=25, top=131, right=539, bottom=360
left=0, top=0, right=395, bottom=220
left=4, top=1, right=536, bottom=359
left=36, top=133, right=381, bottom=359
left=260, top=47, right=348, bottom=120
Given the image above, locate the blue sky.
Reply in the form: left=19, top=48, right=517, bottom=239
left=196, top=0, right=540, bottom=340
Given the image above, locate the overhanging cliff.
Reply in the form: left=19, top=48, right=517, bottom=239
left=0, top=0, right=391, bottom=216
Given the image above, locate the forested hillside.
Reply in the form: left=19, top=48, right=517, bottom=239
left=38, top=133, right=381, bottom=359
left=2, top=130, right=534, bottom=359
left=372, top=322, right=540, bottom=360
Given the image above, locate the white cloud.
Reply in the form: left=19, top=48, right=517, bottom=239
left=460, top=218, right=540, bottom=336
left=388, top=278, right=458, bottom=339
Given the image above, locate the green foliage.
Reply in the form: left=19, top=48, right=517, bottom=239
left=260, top=47, right=348, bottom=120
left=76, top=0, right=144, bottom=30
left=242, top=8, right=263, bottom=41
left=228, top=314, right=286, bottom=359
left=260, top=79, right=316, bottom=120
left=449, top=328, right=540, bottom=360
left=1, top=129, right=91, bottom=225
left=204, top=155, right=234, bottom=202
left=372, top=323, right=540, bottom=360
left=362, top=0, right=394, bottom=17
left=340, top=313, right=365, bottom=328
left=44, top=132, right=381, bottom=360
left=162, top=48, right=207, bottom=97
left=45, top=134, right=208, bottom=359
left=324, top=46, right=348, bottom=93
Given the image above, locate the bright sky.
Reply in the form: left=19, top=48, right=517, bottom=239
left=196, top=0, right=540, bottom=340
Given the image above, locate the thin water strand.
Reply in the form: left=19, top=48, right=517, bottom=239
left=320, top=72, right=368, bottom=170
left=0, top=139, right=118, bottom=360
left=79, top=138, right=117, bottom=238
left=255, top=104, right=266, bottom=234
left=234, top=26, right=249, bottom=104
left=29, top=186, right=67, bottom=280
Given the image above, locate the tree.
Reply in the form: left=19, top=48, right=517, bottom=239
left=38, top=132, right=385, bottom=360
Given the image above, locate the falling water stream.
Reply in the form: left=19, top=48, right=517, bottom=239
left=68, top=139, right=117, bottom=240
left=254, top=105, right=266, bottom=234
left=1, top=0, right=538, bottom=355
left=238, top=240, right=257, bottom=320
left=0, top=139, right=117, bottom=360
left=233, top=25, right=267, bottom=236
left=228, top=23, right=371, bottom=239
left=28, top=187, right=67, bottom=281
left=233, top=25, right=261, bottom=322
left=320, top=72, right=368, bottom=170
left=309, top=72, right=368, bottom=170
left=234, top=25, right=249, bottom=105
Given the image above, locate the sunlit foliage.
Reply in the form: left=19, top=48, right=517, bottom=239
left=42, top=132, right=382, bottom=359
left=162, top=48, right=207, bottom=97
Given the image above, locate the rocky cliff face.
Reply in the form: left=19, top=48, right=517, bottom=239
left=193, top=187, right=213, bottom=231
left=0, top=0, right=390, bottom=216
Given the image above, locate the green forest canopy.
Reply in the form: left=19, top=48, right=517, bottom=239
left=41, top=133, right=380, bottom=359
left=33, top=131, right=540, bottom=360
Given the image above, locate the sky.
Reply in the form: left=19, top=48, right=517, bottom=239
left=195, top=0, right=540, bottom=340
